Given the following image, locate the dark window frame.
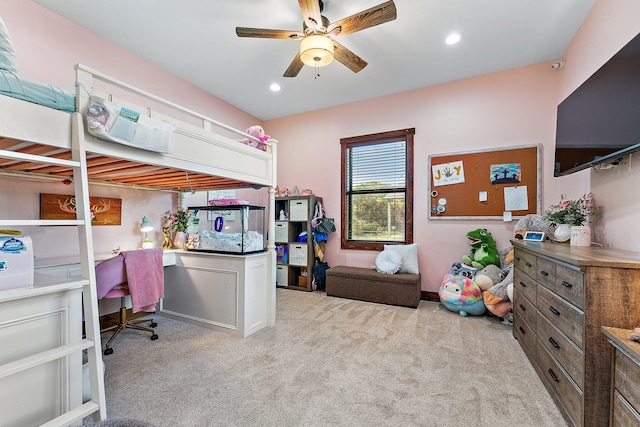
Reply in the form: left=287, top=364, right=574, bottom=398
left=340, top=128, right=415, bottom=251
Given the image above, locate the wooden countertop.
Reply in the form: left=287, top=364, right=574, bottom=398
left=602, top=326, right=640, bottom=362
left=512, top=240, right=640, bottom=269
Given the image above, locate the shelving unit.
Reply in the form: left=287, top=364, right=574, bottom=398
left=274, top=195, right=321, bottom=291
left=0, top=116, right=106, bottom=426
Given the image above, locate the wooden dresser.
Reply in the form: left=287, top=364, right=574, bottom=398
left=602, top=327, right=640, bottom=426
left=511, top=240, right=640, bottom=427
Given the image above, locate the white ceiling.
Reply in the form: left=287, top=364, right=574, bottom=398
left=34, top=0, right=595, bottom=121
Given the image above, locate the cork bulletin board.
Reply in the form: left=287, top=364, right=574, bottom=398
left=427, top=144, right=541, bottom=220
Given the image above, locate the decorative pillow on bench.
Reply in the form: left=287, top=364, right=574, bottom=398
left=383, top=243, right=419, bottom=274
left=375, top=249, right=402, bottom=274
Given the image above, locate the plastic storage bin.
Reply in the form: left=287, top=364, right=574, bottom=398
left=0, top=235, right=34, bottom=291
left=186, top=205, right=266, bottom=254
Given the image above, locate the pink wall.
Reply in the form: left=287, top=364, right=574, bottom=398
left=267, top=64, right=563, bottom=291
left=558, top=0, right=640, bottom=252
left=267, top=0, right=640, bottom=292
left=2, top=0, right=260, bottom=131
left=3, top=0, right=639, bottom=292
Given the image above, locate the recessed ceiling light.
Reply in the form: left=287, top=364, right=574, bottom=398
left=270, top=83, right=281, bottom=92
left=445, top=33, right=461, bottom=45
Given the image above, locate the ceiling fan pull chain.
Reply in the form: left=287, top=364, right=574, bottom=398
left=315, top=60, right=320, bottom=79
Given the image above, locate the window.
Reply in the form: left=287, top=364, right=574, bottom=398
left=341, top=128, right=414, bottom=250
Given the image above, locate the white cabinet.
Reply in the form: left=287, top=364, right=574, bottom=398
left=0, top=285, right=83, bottom=426
left=160, top=251, right=268, bottom=337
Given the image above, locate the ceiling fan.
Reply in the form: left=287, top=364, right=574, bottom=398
left=235, top=0, right=397, bottom=77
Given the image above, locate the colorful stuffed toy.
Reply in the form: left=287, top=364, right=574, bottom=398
left=462, top=228, right=501, bottom=269
left=473, top=264, right=505, bottom=291
left=241, top=125, right=269, bottom=151
left=438, top=273, right=486, bottom=316
left=481, top=247, right=515, bottom=324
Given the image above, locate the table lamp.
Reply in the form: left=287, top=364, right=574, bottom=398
left=140, top=216, right=154, bottom=248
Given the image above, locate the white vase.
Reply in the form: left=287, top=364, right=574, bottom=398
left=553, top=224, right=572, bottom=242
left=570, top=226, right=591, bottom=246
left=173, top=231, right=186, bottom=250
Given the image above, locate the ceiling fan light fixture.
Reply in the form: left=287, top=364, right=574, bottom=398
left=300, top=34, right=334, bottom=67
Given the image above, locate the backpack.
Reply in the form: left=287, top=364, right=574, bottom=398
left=313, top=261, right=330, bottom=291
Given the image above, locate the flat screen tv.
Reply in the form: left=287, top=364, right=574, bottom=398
left=554, top=32, right=640, bottom=176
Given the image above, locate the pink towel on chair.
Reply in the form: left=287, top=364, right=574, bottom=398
left=121, top=248, right=164, bottom=313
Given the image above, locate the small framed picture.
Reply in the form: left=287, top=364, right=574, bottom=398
left=524, top=231, right=545, bottom=242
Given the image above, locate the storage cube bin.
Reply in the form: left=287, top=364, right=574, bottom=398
left=289, top=244, right=308, bottom=266
left=276, top=265, right=288, bottom=286
left=275, top=221, right=288, bottom=242
left=289, top=199, right=309, bottom=221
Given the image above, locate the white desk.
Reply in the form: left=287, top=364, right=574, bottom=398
left=34, top=249, right=268, bottom=337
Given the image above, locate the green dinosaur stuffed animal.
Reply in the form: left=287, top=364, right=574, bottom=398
left=462, top=228, right=501, bottom=269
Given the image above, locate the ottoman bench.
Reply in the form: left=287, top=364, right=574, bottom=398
left=325, top=266, right=421, bottom=308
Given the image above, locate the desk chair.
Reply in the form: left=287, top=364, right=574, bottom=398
left=96, top=249, right=163, bottom=355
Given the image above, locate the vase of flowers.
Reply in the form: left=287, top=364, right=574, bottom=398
left=163, top=208, right=191, bottom=250
left=542, top=193, right=601, bottom=246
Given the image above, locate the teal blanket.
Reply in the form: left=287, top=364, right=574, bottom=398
left=0, top=70, right=75, bottom=112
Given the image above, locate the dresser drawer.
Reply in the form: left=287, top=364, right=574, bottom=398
left=614, top=348, right=640, bottom=414
left=537, top=258, right=584, bottom=310
left=537, top=314, right=584, bottom=390
left=612, top=391, right=640, bottom=427
left=514, top=268, right=537, bottom=305
left=513, top=287, right=536, bottom=330
left=514, top=250, right=537, bottom=279
left=514, top=310, right=537, bottom=354
left=537, top=285, right=584, bottom=348
left=537, top=343, right=584, bottom=426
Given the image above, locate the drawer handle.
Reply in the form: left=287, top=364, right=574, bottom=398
left=540, top=270, right=549, bottom=276
left=548, top=337, right=560, bottom=349
left=519, top=281, right=527, bottom=288
left=515, top=256, right=521, bottom=262
left=519, top=326, right=526, bottom=334
left=548, top=306, right=560, bottom=315
left=548, top=369, right=560, bottom=382
left=525, top=262, right=533, bottom=268
left=519, top=304, right=526, bottom=311
left=561, top=281, right=573, bottom=288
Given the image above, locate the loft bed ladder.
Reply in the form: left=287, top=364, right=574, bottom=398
left=0, top=112, right=107, bottom=425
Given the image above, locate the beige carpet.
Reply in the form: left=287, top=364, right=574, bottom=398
left=97, top=289, right=567, bottom=426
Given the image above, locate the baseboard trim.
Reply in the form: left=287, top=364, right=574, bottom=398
left=421, top=291, right=439, bottom=302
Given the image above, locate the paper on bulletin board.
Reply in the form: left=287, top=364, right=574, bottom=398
left=504, top=186, right=528, bottom=211
left=432, top=161, right=465, bottom=187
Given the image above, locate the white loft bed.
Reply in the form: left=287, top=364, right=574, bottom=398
left=0, top=64, right=277, bottom=426
left=1, top=64, right=277, bottom=190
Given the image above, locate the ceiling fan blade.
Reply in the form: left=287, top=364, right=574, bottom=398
left=284, top=53, right=304, bottom=77
left=236, top=27, right=303, bottom=39
left=327, top=0, right=397, bottom=36
left=298, top=0, right=322, bottom=30
left=332, top=40, right=367, bottom=73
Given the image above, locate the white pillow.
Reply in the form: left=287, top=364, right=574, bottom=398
left=375, top=249, right=402, bottom=274
left=384, top=243, right=419, bottom=274
left=0, top=17, right=18, bottom=74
